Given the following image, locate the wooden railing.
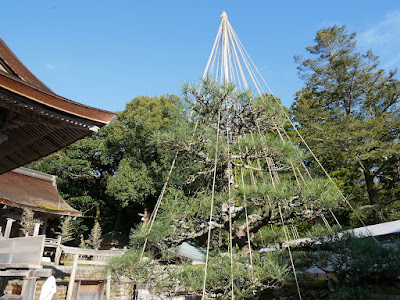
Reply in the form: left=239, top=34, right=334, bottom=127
left=44, top=236, right=126, bottom=300
left=44, top=236, right=126, bottom=266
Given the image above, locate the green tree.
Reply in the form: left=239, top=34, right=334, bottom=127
left=29, top=132, right=117, bottom=236
left=19, top=208, right=39, bottom=236
left=125, top=79, right=341, bottom=298
left=105, top=95, right=183, bottom=224
left=29, top=94, right=182, bottom=240
left=87, top=221, right=103, bottom=250
left=292, top=25, right=400, bottom=223
left=58, top=216, right=74, bottom=243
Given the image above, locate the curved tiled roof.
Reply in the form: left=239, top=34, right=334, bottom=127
left=0, top=38, right=116, bottom=174
left=0, top=167, right=81, bottom=217
left=0, top=38, right=115, bottom=123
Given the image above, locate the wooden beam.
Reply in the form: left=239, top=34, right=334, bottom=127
left=77, top=260, right=106, bottom=266
left=21, top=278, right=36, bottom=300
left=0, top=268, right=51, bottom=278
left=66, top=253, right=78, bottom=300
left=106, top=271, right=111, bottom=300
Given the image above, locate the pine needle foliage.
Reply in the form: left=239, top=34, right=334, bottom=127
left=87, top=221, right=103, bottom=250
left=171, top=252, right=289, bottom=299
left=59, top=216, right=74, bottom=243
left=123, top=78, right=342, bottom=298
left=19, top=208, right=39, bottom=236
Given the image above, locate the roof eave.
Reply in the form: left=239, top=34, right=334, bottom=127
left=0, top=198, right=82, bottom=217
left=0, top=72, right=115, bottom=125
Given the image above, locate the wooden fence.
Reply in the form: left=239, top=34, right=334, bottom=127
left=44, top=237, right=126, bottom=300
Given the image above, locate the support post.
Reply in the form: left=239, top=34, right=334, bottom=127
left=41, top=218, right=48, bottom=235
left=54, top=236, right=62, bottom=265
left=106, top=271, right=111, bottom=300
left=4, top=218, right=15, bottom=238
left=33, top=222, right=41, bottom=236
left=66, top=253, right=78, bottom=300
left=21, top=278, right=36, bottom=300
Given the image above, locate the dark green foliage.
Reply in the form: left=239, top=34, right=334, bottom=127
left=106, top=95, right=183, bottom=213
left=313, top=235, right=400, bottom=284
left=293, top=25, right=400, bottom=224
left=29, top=94, right=182, bottom=243
left=106, top=249, right=152, bottom=283
left=122, top=78, right=343, bottom=299
left=171, top=252, right=289, bottom=299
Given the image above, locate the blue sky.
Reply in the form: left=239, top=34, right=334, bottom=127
left=2, top=1, right=400, bottom=112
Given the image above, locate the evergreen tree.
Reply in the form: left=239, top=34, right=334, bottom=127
left=19, top=208, right=39, bottom=236
left=124, top=79, right=341, bottom=298
left=87, top=222, right=103, bottom=250
left=292, top=25, right=400, bottom=223
left=29, top=94, right=182, bottom=241
left=59, top=216, right=74, bottom=244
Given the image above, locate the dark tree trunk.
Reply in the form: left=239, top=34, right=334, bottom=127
left=113, top=209, right=123, bottom=231
left=362, top=161, right=378, bottom=206
left=94, top=202, right=101, bottom=224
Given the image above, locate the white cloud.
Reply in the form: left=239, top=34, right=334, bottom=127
left=45, top=63, right=56, bottom=71
left=359, top=10, right=400, bottom=69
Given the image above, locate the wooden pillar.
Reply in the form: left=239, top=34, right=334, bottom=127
left=66, top=253, right=78, bottom=300
left=21, top=278, right=36, bottom=300
left=41, top=218, right=48, bottom=235
left=33, top=222, right=41, bottom=236
left=4, top=218, right=15, bottom=238
left=54, top=236, right=62, bottom=265
left=106, top=271, right=111, bottom=300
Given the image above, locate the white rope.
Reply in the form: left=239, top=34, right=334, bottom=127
left=278, top=205, right=303, bottom=300
left=225, top=93, right=235, bottom=300
left=202, top=111, right=222, bottom=300
left=140, top=152, right=178, bottom=258
left=238, top=144, right=254, bottom=280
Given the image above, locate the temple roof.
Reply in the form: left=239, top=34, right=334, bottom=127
left=0, top=167, right=81, bottom=217
left=0, top=38, right=115, bottom=174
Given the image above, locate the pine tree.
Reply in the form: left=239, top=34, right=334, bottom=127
left=293, top=25, right=400, bottom=223
left=125, top=79, right=341, bottom=297
left=19, top=208, right=39, bottom=236
left=59, top=216, right=74, bottom=243
left=87, top=222, right=103, bottom=250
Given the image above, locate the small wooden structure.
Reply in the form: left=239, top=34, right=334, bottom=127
left=0, top=167, right=81, bottom=239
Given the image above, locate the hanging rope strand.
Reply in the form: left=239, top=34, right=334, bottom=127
left=238, top=143, right=254, bottom=280
left=225, top=97, right=236, bottom=300
left=202, top=111, right=222, bottom=300
left=278, top=205, right=303, bottom=300
left=140, top=151, right=178, bottom=258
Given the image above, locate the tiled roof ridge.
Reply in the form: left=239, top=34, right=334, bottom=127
left=12, top=167, right=56, bottom=184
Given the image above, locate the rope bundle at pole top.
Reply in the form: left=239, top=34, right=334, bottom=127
left=200, top=10, right=374, bottom=299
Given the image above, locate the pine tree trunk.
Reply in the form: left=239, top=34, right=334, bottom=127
left=94, top=203, right=101, bottom=224
left=113, top=209, right=123, bottom=231
left=362, top=161, right=378, bottom=206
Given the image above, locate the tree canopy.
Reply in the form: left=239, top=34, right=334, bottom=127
left=292, top=25, right=400, bottom=223
left=30, top=94, right=182, bottom=241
